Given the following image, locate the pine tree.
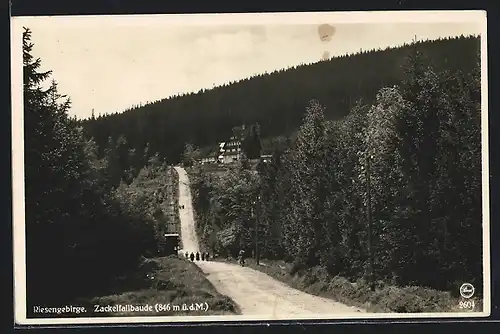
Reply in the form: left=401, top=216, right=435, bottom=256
left=125, top=147, right=139, bottom=183
left=182, top=143, right=196, bottom=167
left=394, top=47, right=452, bottom=286
left=432, top=64, right=482, bottom=289
left=286, top=100, right=328, bottom=266
left=104, top=136, right=121, bottom=188
left=245, top=123, right=262, bottom=159
left=23, top=28, right=157, bottom=309
left=24, top=27, right=93, bottom=304
left=362, top=87, right=408, bottom=280
left=257, top=149, right=286, bottom=259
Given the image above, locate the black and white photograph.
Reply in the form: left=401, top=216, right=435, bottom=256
left=12, top=11, right=490, bottom=325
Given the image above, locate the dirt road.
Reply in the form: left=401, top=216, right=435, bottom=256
left=173, top=166, right=365, bottom=318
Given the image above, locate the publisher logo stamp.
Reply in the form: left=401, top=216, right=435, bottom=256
left=459, top=283, right=475, bottom=299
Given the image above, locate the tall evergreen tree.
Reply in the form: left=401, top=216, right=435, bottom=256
left=286, top=100, right=329, bottom=266
left=23, top=27, right=157, bottom=310
left=104, top=136, right=121, bottom=188
left=24, top=27, right=89, bottom=304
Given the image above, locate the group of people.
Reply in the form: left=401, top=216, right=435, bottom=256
left=184, top=251, right=210, bottom=262
left=182, top=249, right=246, bottom=266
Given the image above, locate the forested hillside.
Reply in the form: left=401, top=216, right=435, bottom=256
left=188, top=39, right=483, bottom=303
left=81, top=35, right=479, bottom=165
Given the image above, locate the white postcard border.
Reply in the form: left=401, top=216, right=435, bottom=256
left=11, top=10, right=490, bottom=325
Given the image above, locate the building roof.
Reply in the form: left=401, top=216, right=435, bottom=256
left=231, top=125, right=246, bottom=138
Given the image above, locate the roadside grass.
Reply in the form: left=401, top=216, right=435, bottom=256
left=72, top=256, right=240, bottom=317
left=216, top=257, right=482, bottom=314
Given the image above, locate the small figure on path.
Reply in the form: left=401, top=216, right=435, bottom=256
left=185, top=252, right=188, bottom=259
left=205, top=252, right=209, bottom=261
left=190, top=252, right=195, bottom=261
left=196, top=252, right=200, bottom=261
left=201, top=253, right=205, bottom=261
left=238, top=249, right=245, bottom=266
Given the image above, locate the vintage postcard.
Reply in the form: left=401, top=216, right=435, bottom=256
left=11, top=10, right=490, bottom=326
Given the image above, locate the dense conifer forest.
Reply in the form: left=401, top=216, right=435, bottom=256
left=186, top=35, right=483, bottom=296
left=80, top=35, right=480, bottom=167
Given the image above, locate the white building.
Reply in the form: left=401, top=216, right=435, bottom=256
left=200, top=153, right=217, bottom=164
left=217, top=125, right=246, bottom=164
left=218, top=139, right=241, bottom=164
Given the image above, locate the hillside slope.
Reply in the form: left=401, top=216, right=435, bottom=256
left=82, top=35, right=480, bottom=164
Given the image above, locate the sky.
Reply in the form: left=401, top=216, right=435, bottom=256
left=12, top=12, right=484, bottom=120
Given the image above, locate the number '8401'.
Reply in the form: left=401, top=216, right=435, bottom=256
left=459, top=300, right=475, bottom=310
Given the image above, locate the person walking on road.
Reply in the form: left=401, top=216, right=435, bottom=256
left=205, top=252, right=210, bottom=261
left=201, top=252, right=205, bottom=261
left=190, top=252, right=194, bottom=261
left=238, top=249, right=245, bottom=266
left=196, top=252, right=200, bottom=261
